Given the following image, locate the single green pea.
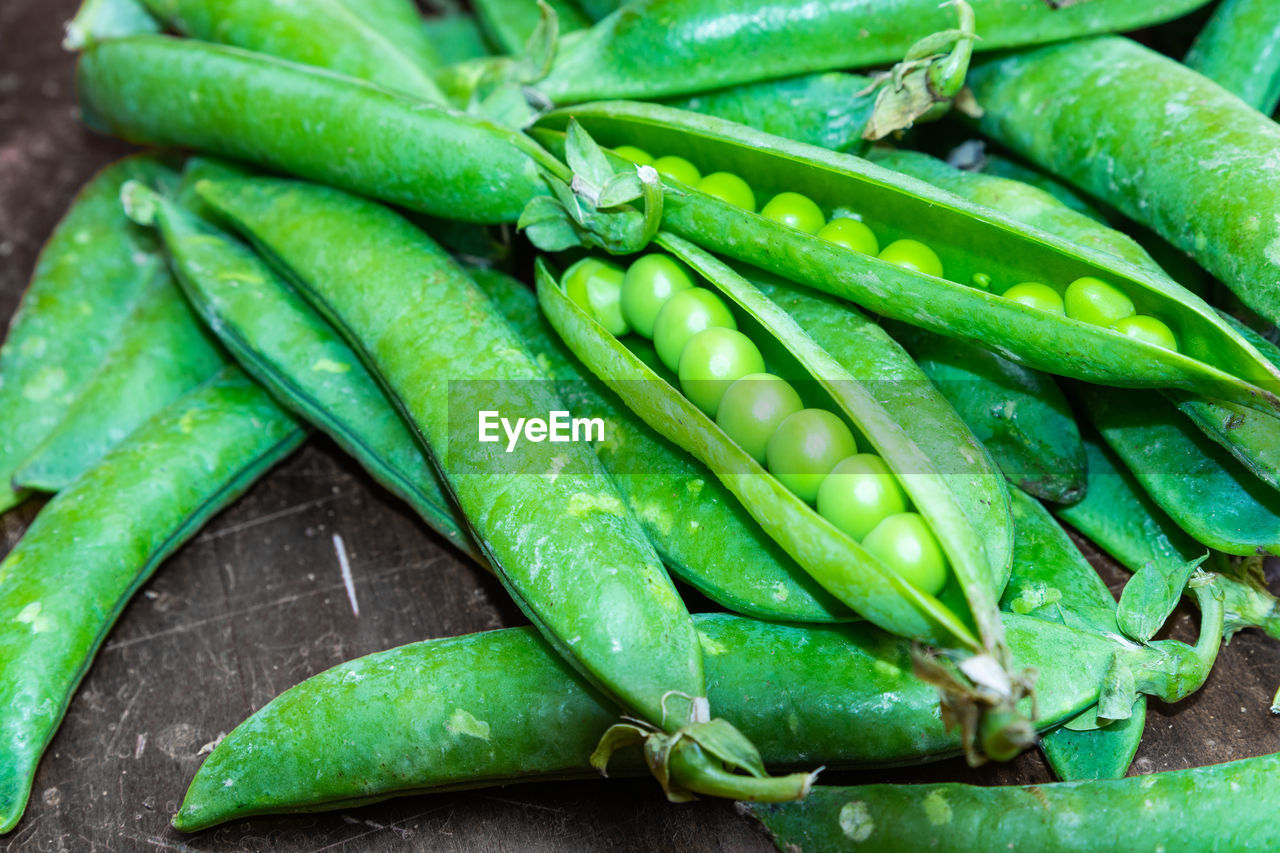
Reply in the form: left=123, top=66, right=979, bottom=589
left=766, top=408, right=858, bottom=504
left=678, top=327, right=766, bottom=417
left=697, top=171, right=756, bottom=211
left=621, top=254, right=695, bottom=339
left=1112, top=314, right=1179, bottom=351
left=878, top=239, right=944, bottom=278
left=760, top=191, right=826, bottom=235
left=563, top=257, right=629, bottom=336
left=861, top=512, right=948, bottom=596
left=1064, top=276, right=1135, bottom=327
left=613, top=145, right=654, bottom=166
left=653, top=287, right=737, bottom=372
left=1002, top=281, right=1065, bottom=315
left=971, top=272, right=992, bottom=291
left=817, top=217, right=879, bottom=256
left=653, top=155, right=702, bottom=186
left=815, top=453, right=909, bottom=541
left=715, top=372, right=804, bottom=463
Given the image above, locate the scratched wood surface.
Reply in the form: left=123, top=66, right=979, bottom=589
left=4, top=2, right=1280, bottom=851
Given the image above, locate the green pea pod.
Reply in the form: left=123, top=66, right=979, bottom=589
left=530, top=103, right=1280, bottom=415
left=77, top=36, right=559, bottom=224
left=892, top=323, right=1086, bottom=504
left=122, top=182, right=481, bottom=563
left=196, top=175, right=811, bottom=802
left=974, top=154, right=1108, bottom=223
left=538, top=233, right=1028, bottom=759
left=473, top=0, right=589, bottom=56
left=0, top=154, right=178, bottom=514
left=1184, top=0, right=1280, bottom=115
left=747, top=753, right=1280, bottom=853
left=670, top=72, right=876, bottom=154
left=421, top=7, right=492, bottom=65
left=470, top=266, right=850, bottom=622
left=0, top=367, right=305, bottom=834
left=1056, top=432, right=1280, bottom=647
left=868, top=147, right=1280, bottom=498
left=1078, top=385, right=1280, bottom=558
left=12, top=270, right=227, bottom=492
left=173, top=610, right=1201, bottom=832
left=536, top=0, right=1215, bottom=103
left=135, top=0, right=446, bottom=102
left=969, top=37, right=1280, bottom=330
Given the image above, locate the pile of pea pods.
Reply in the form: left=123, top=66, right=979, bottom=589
left=5, top=0, right=1280, bottom=848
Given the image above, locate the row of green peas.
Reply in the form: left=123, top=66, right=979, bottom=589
left=563, top=251, right=948, bottom=597
left=613, top=146, right=1181, bottom=353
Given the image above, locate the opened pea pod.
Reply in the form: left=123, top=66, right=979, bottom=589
left=526, top=105, right=1280, bottom=416
left=538, top=232, right=1030, bottom=760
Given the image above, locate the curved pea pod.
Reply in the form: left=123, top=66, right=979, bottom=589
left=1184, top=0, right=1280, bottom=115
left=1056, top=433, right=1280, bottom=647
left=173, top=610, right=1202, bottom=831
left=77, top=36, right=557, bottom=224
left=531, top=103, right=1280, bottom=415
left=123, top=183, right=480, bottom=563
left=470, top=266, right=851, bottom=622
left=12, top=270, right=227, bottom=492
left=1078, top=384, right=1280, bottom=558
left=196, top=176, right=810, bottom=802
left=536, top=0, right=1215, bottom=103
left=0, top=154, right=178, bottom=514
left=748, top=753, right=1280, bottom=853
left=869, top=147, right=1280, bottom=498
left=972, top=154, right=1107, bottom=223
left=892, top=323, right=1085, bottom=504
left=969, top=36, right=1280, bottom=330
left=1001, top=488, right=1145, bottom=781
left=0, top=367, right=305, bottom=834
left=135, top=0, right=446, bottom=102
left=670, top=72, right=876, bottom=154
left=538, top=235, right=1028, bottom=759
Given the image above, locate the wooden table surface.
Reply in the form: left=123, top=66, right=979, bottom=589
left=4, top=2, right=1280, bottom=851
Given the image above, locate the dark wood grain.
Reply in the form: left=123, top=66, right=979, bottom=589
left=3, top=3, right=1280, bottom=851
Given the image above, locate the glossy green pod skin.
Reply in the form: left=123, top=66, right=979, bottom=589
left=868, top=147, right=1280, bottom=499
left=970, top=36, right=1280, bottom=329
left=1184, top=0, right=1280, bottom=115
left=892, top=323, right=1085, bottom=505
left=0, top=367, right=305, bottom=834
left=173, top=610, right=1186, bottom=832
left=1001, top=488, right=1145, bottom=782
left=539, top=239, right=1004, bottom=657
left=473, top=0, right=589, bottom=55
left=470, top=266, right=851, bottom=622
left=195, top=177, right=809, bottom=800
left=136, top=0, right=446, bottom=102
left=77, top=36, right=555, bottom=224
left=537, top=0, right=1214, bottom=103
left=748, top=755, right=1280, bottom=852
left=1056, top=433, right=1280, bottom=645
left=128, top=183, right=480, bottom=563
left=12, top=271, right=227, bottom=492
left=532, top=103, right=1280, bottom=414
left=1078, top=384, right=1280, bottom=558
left=670, top=72, right=876, bottom=154
left=0, top=155, right=177, bottom=513
left=975, top=154, right=1107, bottom=223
